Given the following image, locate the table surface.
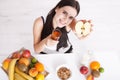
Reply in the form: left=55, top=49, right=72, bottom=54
left=0, top=51, right=120, bottom=80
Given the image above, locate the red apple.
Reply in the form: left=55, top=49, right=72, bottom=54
left=22, top=49, right=31, bottom=58
left=80, top=65, right=89, bottom=75
left=11, top=51, right=21, bottom=59
left=81, top=20, right=86, bottom=24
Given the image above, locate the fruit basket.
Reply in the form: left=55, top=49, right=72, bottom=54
left=1, top=48, right=49, bottom=80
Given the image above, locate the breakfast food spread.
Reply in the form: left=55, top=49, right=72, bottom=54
left=1, top=48, right=105, bottom=80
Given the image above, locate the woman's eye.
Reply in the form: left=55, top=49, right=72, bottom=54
left=63, top=11, right=74, bottom=20
left=63, top=11, right=67, bottom=15
left=69, top=17, right=74, bottom=20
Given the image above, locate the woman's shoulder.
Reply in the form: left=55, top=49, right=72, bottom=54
left=34, top=16, right=44, bottom=27
left=34, top=17, right=44, bottom=24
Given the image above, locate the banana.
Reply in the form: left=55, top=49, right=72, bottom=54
left=15, top=66, right=34, bottom=80
left=14, top=72, right=26, bottom=80
left=8, top=58, right=18, bottom=80
left=14, top=78, right=17, bottom=80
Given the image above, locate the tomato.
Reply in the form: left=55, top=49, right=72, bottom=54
left=22, top=49, right=31, bottom=58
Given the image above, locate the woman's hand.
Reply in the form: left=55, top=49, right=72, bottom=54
left=45, top=35, right=59, bottom=46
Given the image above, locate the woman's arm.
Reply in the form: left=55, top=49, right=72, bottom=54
left=33, top=17, right=59, bottom=53
left=33, top=17, right=47, bottom=53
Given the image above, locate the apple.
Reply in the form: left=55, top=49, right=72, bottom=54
left=80, top=65, right=89, bottom=75
left=81, top=20, right=87, bottom=24
left=11, top=51, right=21, bottom=59
left=22, top=49, right=31, bottom=58
left=74, top=20, right=92, bottom=38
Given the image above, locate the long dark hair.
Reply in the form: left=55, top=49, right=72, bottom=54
left=41, top=0, right=80, bottom=51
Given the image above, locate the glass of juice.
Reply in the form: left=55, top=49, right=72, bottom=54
left=51, top=28, right=62, bottom=40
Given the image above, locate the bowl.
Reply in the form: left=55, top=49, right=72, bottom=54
left=56, top=64, right=72, bottom=80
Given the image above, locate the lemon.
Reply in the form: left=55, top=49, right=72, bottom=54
left=36, top=74, right=44, bottom=80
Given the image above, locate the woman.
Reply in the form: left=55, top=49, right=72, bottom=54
left=33, top=0, right=80, bottom=54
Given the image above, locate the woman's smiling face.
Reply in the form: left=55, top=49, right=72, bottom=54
left=53, top=6, right=77, bottom=28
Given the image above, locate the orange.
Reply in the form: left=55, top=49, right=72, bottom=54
left=86, top=74, right=94, bottom=80
left=90, top=61, right=100, bottom=70
left=35, top=62, right=44, bottom=72
left=29, top=68, right=38, bottom=77
left=36, top=74, right=44, bottom=80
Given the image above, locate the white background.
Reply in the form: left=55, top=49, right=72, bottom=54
left=0, top=0, right=120, bottom=54
left=0, top=0, right=120, bottom=80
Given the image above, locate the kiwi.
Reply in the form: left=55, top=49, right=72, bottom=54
left=17, top=63, right=28, bottom=72
left=91, top=70, right=100, bottom=78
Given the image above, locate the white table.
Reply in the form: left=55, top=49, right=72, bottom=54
left=33, top=53, right=85, bottom=80
left=0, top=51, right=120, bottom=80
